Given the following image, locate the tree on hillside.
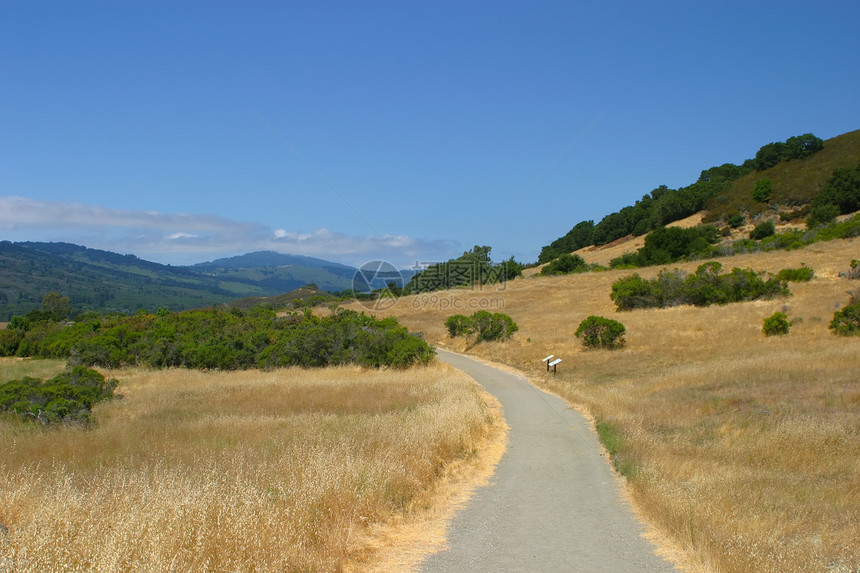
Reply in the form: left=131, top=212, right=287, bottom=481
left=813, top=163, right=860, bottom=215
left=754, top=133, right=824, bottom=171
left=405, top=246, right=522, bottom=293
left=41, top=291, right=71, bottom=321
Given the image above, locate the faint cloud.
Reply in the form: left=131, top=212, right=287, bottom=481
left=0, top=196, right=456, bottom=267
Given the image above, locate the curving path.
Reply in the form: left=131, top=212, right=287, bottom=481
left=419, top=349, right=679, bottom=573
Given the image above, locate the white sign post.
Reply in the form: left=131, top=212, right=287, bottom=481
left=541, top=355, right=555, bottom=372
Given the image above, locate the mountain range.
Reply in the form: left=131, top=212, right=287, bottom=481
left=0, top=244, right=363, bottom=320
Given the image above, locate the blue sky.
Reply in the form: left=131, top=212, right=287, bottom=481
left=2, top=1, right=858, bottom=268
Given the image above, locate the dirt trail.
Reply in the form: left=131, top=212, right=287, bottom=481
left=419, top=350, right=679, bottom=572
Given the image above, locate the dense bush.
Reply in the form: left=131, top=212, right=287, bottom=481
left=611, top=262, right=789, bottom=311
left=749, top=221, right=776, bottom=240
left=405, top=246, right=523, bottom=293
left=806, top=203, right=841, bottom=227
left=540, top=253, right=589, bottom=276
left=445, top=314, right=474, bottom=338
left=752, top=179, right=773, bottom=203
left=812, top=163, right=860, bottom=215
left=4, top=307, right=434, bottom=370
left=0, top=329, right=23, bottom=356
left=727, top=213, right=746, bottom=228
left=775, top=266, right=814, bottom=282
left=609, top=225, right=720, bottom=268
left=762, top=312, right=791, bottom=336
left=0, top=366, right=117, bottom=425
left=575, top=316, right=626, bottom=349
left=444, top=310, right=518, bottom=342
left=829, top=299, right=860, bottom=336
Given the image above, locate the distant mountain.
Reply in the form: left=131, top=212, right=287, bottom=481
left=186, top=251, right=358, bottom=295
left=190, top=251, right=354, bottom=271
left=0, top=243, right=360, bottom=320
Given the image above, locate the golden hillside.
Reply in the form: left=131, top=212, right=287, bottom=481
left=346, top=235, right=860, bottom=572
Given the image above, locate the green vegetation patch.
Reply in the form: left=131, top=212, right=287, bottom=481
left=575, top=316, right=626, bottom=349
left=830, top=298, right=860, bottom=336
left=3, top=307, right=435, bottom=370
left=540, top=253, right=589, bottom=276
left=406, top=246, right=523, bottom=293
left=0, top=366, right=117, bottom=425
left=445, top=310, right=519, bottom=342
left=595, top=418, right=638, bottom=480
left=762, top=312, right=792, bottom=336
left=611, top=262, right=790, bottom=311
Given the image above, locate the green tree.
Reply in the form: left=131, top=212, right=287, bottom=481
left=41, top=291, right=72, bottom=321
left=812, top=164, right=860, bottom=215
left=752, top=179, right=773, bottom=203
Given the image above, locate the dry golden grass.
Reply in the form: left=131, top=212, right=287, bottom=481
left=0, top=358, right=67, bottom=383
left=0, top=362, right=498, bottom=572
left=352, top=236, right=860, bottom=572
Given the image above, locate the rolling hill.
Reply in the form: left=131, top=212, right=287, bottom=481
left=0, top=244, right=358, bottom=320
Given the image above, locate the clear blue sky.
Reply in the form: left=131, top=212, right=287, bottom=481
left=2, top=1, right=858, bottom=268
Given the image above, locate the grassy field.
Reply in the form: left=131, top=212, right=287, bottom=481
left=0, top=361, right=500, bottom=572
left=351, top=235, right=860, bottom=572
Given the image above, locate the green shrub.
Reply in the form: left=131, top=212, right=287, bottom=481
left=752, top=179, right=773, bottom=203
left=610, top=274, right=663, bottom=310
left=472, top=310, right=519, bottom=342
left=445, top=311, right=518, bottom=342
left=12, top=307, right=434, bottom=370
left=0, top=366, right=118, bottom=425
left=611, top=264, right=789, bottom=311
left=762, top=312, right=791, bottom=336
left=775, top=266, right=814, bottom=282
left=806, top=203, right=840, bottom=227
left=727, top=213, right=745, bottom=228
left=830, top=299, right=860, bottom=336
left=844, top=260, right=860, bottom=280
left=575, top=315, right=626, bottom=349
left=812, top=163, right=860, bottom=215
left=445, top=314, right=473, bottom=338
left=750, top=221, right=776, bottom=240
left=7, top=316, right=30, bottom=332
left=0, top=330, right=22, bottom=356
left=540, top=253, right=588, bottom=276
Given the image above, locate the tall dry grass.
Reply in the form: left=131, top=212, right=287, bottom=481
left=0, top=362, right=495, bottom=572
left=356, top=236, right=860, bottom=572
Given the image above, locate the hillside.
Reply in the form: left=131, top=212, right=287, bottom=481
left=0, top=243, right=356, bottom=320
left=538, top=129, right=860, bottom=263
left=225, top=284, right=337, bottom=311
left=347, top=236, right=860, bottom=572
left=705, top=129, right=860, bottom=220
left=188, top=251, right=357, bottom=295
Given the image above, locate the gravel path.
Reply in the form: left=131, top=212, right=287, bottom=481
left=419, top=349, right=679, bottom=573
